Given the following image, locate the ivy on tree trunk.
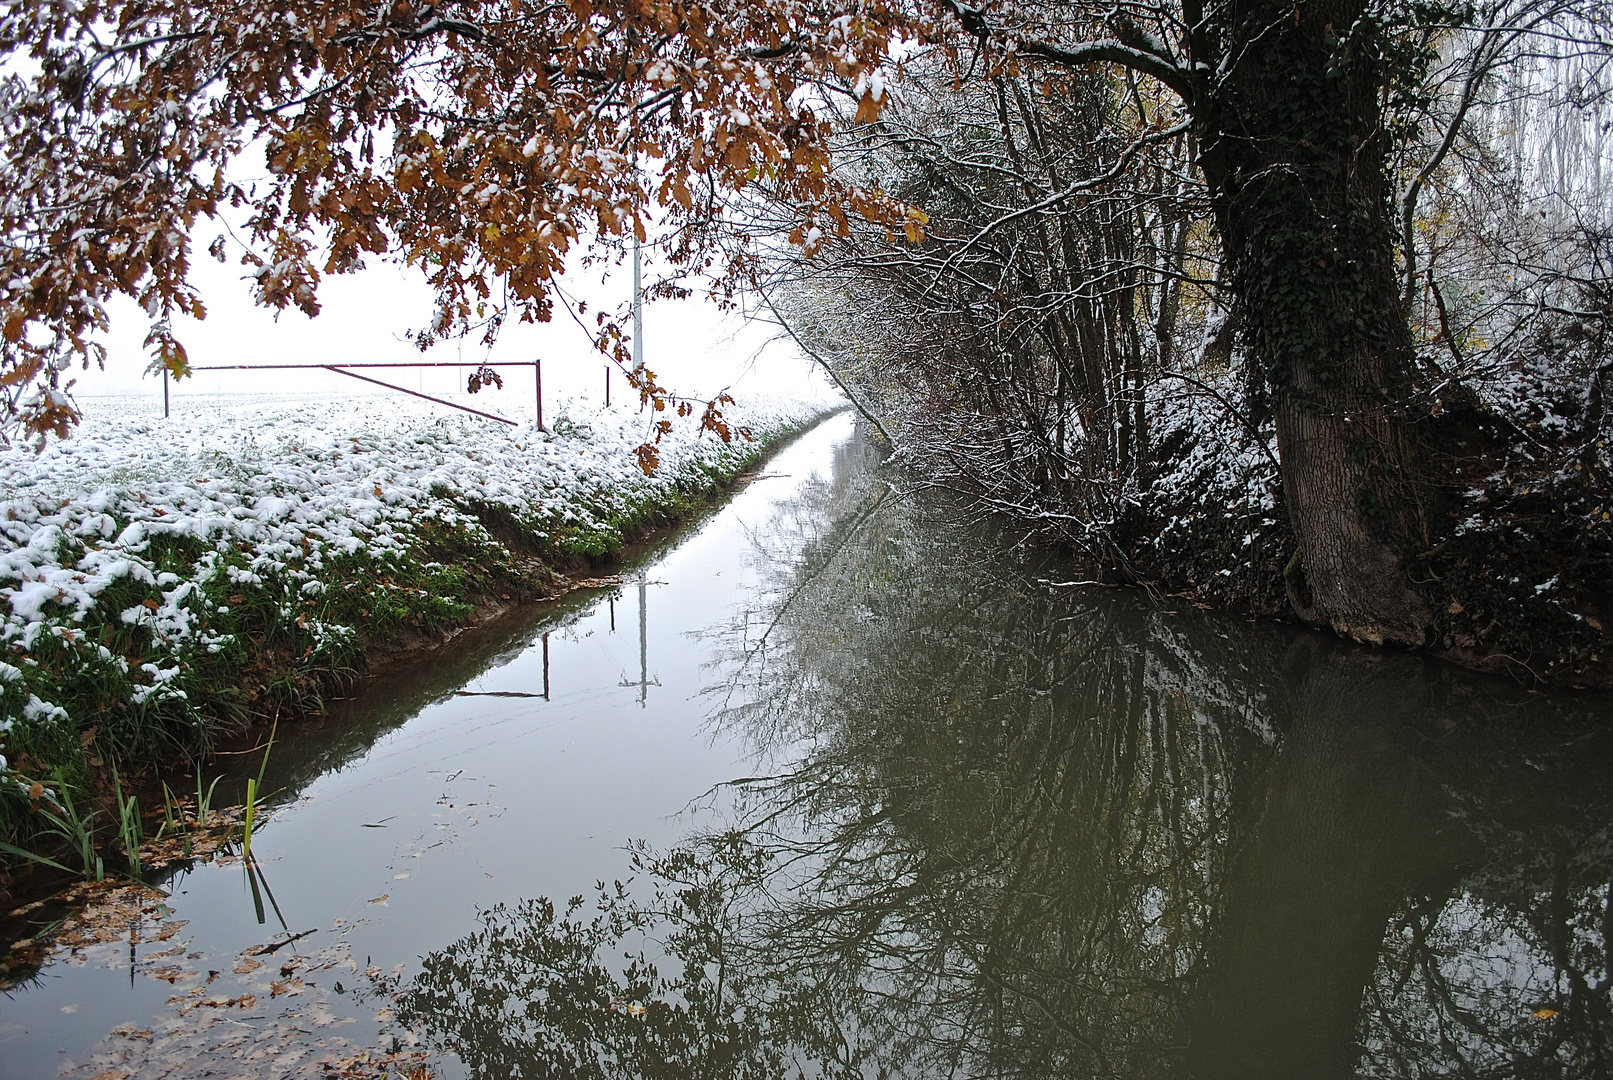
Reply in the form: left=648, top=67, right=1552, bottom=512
left=1195, top=0, right=1436, bottom=644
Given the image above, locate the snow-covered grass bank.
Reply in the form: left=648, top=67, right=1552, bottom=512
left=0, top=393, right=835, bottom=864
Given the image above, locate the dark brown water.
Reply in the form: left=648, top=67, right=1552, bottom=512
left=5, top=411, right=1613, bottom=1079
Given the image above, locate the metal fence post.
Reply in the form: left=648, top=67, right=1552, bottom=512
left=163, top=368, right=169, bottom=418
left=534, top=357, right=544, bottom=432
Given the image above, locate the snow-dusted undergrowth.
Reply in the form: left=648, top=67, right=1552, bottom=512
left=0, top=393, right=831, bottom=824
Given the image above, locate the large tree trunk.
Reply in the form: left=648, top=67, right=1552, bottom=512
left=1195, top=0, right=1435, bottom=645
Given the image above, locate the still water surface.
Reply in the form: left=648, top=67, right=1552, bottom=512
left=4, top=412, right=1613, bottom=1078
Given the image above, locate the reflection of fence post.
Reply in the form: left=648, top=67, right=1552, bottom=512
left=604, top=364, right=611, bottom=408
left=163, top=368, right=169, bottom=419
left=534, top=358, right=544, bottom=432
left=542, top=632, right=550, bottom=701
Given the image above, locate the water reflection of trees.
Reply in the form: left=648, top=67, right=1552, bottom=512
left=392, top=423, right=1613, bottom=1079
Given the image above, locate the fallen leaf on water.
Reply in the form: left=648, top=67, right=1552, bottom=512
left=150, top=965, right=195, bottom=984
left=368, top=894, right=388, bottom=906
left=1535, top=1008, right=1559, bottom=1019
left=233, top=957, right=262, bottom=975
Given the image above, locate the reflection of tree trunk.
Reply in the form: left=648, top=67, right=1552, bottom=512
left=1189, top=637, right=1449, bottom=1079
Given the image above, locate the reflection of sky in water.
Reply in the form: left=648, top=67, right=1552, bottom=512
left=1362, top=885, right=1611, bottom=1073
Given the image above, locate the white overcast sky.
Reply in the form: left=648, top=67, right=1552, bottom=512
left=70, top=236, right=830, bottom=417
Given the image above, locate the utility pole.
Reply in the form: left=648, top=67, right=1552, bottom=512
left=632, top=235, right=643, bottom=379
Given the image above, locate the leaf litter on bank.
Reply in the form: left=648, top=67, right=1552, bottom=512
left=8, top=763, right=519, bottom=1074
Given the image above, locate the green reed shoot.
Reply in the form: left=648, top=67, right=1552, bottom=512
left=35, top=781, right=102, bottom=881
left=112, top=764, right=143, bottom=880
left=159, top=780, right=193, bottom=858
left=255, top=719, right=277, bottom=789
left=157, top=783, right=178, bottom=840
left=242, top=778, right=257, bottom=860
left=195, top=766, right=222, bottom=830
left=118, top=791, right=143, bottom=878
left=241, top=719, right=277, bottom=862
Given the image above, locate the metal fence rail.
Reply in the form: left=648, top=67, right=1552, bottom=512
left=168, top=360, right=547, bottom=428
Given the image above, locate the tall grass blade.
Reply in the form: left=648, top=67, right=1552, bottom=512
left=112, top=763, right=142, bottom=880
left=240, top=718, right=276, bottom=862
left=158, top=783, right=179, bottom=841
left=195, top=767, right=221, bottom=830
left=255, top=719, right=277, bottom=789
left=0, top=838, right=72, bottom=873
left=36, top=783, right=101, bottom=880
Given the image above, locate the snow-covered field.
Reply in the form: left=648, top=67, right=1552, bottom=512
left=0, top=392, right=834, bottom=798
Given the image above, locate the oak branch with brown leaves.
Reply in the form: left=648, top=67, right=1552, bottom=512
left=0, top=0, right=923, bottom=454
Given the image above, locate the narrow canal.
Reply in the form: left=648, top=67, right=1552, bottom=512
left=5, top=411, right=1613, bottom=1078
